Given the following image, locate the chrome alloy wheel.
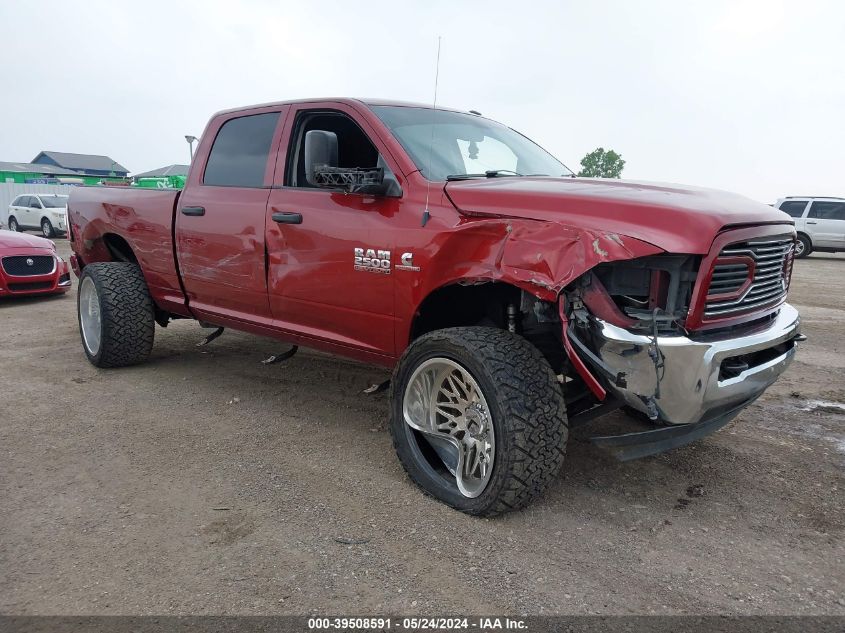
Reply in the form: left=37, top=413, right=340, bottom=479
left=402, top=358, right=495, bottom=498
left=79, top=276, right=102, bottom=356
left=795, top=239, right=806, bottom=257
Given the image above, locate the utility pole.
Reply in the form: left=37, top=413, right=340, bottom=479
left=185, top=135, right=198, bottom=161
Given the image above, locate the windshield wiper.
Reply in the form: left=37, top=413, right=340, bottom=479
left=446, top=170, right=524, bottom=181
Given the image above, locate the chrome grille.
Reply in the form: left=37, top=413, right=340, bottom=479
left=704, top=236, right=794, bottom=318
left=2, top=255, right=55, bottom=277
left=708, top=262, right=750, bottom=296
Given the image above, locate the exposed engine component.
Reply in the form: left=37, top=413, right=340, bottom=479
left=587, top=254, right=699, bottom=333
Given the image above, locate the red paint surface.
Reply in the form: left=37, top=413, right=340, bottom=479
left=558, top=301, right=607, bottom=400
left=67, top=98, right=796, bottom=367
left=445, top=177, right=792, bottom=254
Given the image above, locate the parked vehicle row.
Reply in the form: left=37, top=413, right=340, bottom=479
left=0, top=229, right=71, bottom=297
left=4, top=194, right=69, bottom=237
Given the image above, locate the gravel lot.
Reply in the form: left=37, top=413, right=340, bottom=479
left=1, top=238, right=843, bottom=615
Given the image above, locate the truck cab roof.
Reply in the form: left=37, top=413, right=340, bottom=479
left=212, top=97, right=469, bottom=118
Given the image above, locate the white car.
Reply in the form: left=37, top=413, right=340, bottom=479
left=6, top=193, right=69, bottom=238
left=775, top=196, right=845, bottom=258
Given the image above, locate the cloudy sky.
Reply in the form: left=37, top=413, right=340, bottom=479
left=2, top=0, right=842, bottom=202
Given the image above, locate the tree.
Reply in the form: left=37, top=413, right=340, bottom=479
left=577, top=147, right=625, bottom=178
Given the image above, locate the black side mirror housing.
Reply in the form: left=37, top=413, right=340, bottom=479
left=304, top=130, right=339, bottom=187
left=304, top=129, right=400, bottom=197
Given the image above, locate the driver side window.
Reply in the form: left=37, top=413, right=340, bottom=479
left=286, top=111, right=389, bottom=188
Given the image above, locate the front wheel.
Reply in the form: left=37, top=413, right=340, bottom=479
left=795, top=234, right=812, bottom=259
left=390, top=327, right=568, bottom=516
left=77, top=262, right=155, bottom=367
left=41, top=219, right=55, bottom=238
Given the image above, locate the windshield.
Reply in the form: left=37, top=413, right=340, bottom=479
left=40, top=195, right=68, bottom=208
left=371, top=106, right=572, bottom=181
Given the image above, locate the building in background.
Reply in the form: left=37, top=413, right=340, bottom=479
left=132, top=164, right=189, bottom=189
left=133, top=164, right=189, bottom=179
left=0, top=161, right=125, bottom=186
left=31, top=151, right=129, bottom=178
left=0, top=157, right=130, bottom=211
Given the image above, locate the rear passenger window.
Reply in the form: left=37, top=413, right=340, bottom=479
left=779, top=201, right=808, bottom=218
left=808, top=201, right=845, bottom=221
left=14, top=196, right=29, bottom=207
left=203, top=112, right=280, bottom=187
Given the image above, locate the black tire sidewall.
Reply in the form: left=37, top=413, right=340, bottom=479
left=391, top=330, right=562, bottom=515
left=796, top=235, right=811, bottom=258
left=392, top=345, right=512, bottom=514
left=75, top=262, right=154, bottom=368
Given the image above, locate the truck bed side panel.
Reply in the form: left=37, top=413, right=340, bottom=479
left=68, top=186, right=189, bottom=316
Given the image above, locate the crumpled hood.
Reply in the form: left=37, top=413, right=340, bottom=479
left=445, top=177, right=793, bottom=254
left=0, top=229, right=55, bottom=251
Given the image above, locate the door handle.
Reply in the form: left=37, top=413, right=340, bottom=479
left=181, top=206, right=205, bottom=216
left=272, top=211, right=303, bottom=224
left=806, top=221, right=817, bottom=224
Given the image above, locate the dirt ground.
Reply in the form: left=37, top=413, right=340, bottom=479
left=1, top=238, right=843, bottom=616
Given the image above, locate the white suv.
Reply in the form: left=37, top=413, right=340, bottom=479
left=5, top=194, right=69, bottom=238
left=775, top=197, right=845, bottom=258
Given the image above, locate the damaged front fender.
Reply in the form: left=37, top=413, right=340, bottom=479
left=496, top=220, right=663, bottom=300
left=420, top=217, right=664, bottom=303
left=402, top=216, right=664, bottom=396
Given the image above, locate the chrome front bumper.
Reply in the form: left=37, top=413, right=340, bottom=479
left=589, top=304, right=801, bottom=425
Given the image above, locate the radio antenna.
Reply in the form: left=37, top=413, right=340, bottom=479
left=421, top=35, right=441, bottom=227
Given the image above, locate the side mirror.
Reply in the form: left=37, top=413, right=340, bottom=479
left=304, top=130, right=338, bottom=187
left=304, top=129, right=398, bottom=197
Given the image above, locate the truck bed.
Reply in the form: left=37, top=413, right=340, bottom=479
left=68, top=185, right=189, bottom=316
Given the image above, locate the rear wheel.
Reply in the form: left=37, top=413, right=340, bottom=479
left=390, top=327, right=568, bottom=516
left=8, top=216, right=20, bottom=232
left=795, top=234, right=812, bottom=258
left=41, top=218, right=55, bottom=238
left=77, top=262, right=155, bottom=368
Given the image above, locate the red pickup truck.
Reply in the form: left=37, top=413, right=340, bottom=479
left=68, top=98, right=802, bottom=515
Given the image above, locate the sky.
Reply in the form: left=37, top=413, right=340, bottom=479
left=1, top=0, right=843, bottom=203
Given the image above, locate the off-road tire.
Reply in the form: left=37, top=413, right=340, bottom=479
left=8, top=216, right=20, bottom=232
left=796, top=234, right=812, bottom=259
left=77, top=262, right=155, bottom=368
left=390, top=327, right=568, bottom=516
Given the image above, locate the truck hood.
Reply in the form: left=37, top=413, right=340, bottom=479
left=444, top=177, right=793, bottom=254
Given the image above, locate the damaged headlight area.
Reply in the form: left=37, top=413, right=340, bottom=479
left=561, top=254, right=801, bottom=431
left=583, top=254, right=700, bottom=333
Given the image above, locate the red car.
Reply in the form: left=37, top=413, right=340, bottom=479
left=0, top=230, right=71, bottom=297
